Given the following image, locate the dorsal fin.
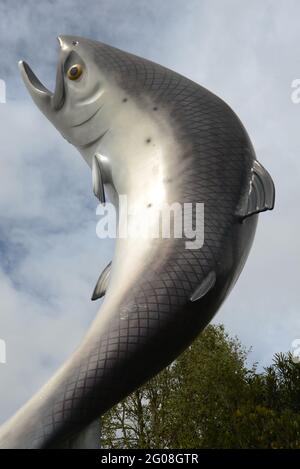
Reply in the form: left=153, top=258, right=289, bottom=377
left=237, top=160, right=275, bottom=221
left=190, top=271, right=216, bottom=302
left=91, top=261, right=112, bottom=301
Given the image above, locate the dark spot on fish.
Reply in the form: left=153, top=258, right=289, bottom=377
left=123, top=98, right=128, bottom=103
left=147, top=203, right=152, bottom=208
left=153, top=107, right=158, bottom=111
left=146, top=138, right=152, bottom=144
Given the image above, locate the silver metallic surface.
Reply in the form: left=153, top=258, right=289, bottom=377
left=92, top=154, right=106, bottom=203
left=0, top=36, right=275, bottom=448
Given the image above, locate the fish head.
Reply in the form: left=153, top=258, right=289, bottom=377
left=19, top=35, right=124, bottom=153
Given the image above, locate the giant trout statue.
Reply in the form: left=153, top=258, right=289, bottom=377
left=0, top=36, right=275, bottom=448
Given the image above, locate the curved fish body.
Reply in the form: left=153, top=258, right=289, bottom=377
left=0, top=36, right=275, bottom=448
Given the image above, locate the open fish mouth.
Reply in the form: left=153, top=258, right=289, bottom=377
left=19, top=39, right=65, bottom=112
left=19, top=61, right=52, bottom=95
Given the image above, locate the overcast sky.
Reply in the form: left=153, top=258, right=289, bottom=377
left=0, top=0, right=299, bottom=423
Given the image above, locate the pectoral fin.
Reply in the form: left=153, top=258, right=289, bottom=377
left=237, top=160, right=275, bottom=220
left=92, top=154, right=105, bottom=203
left=91, top=261, right=112, bottom=301
left=190, top=271, right=216, bottom=302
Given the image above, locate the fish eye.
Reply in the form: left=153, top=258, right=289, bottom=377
left=67, top=64, right=83, bottom=80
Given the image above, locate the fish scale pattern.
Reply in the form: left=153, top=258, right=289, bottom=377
left=1, top=41, right=256, bottom=448
left=36, top=46, right=254, bottom=447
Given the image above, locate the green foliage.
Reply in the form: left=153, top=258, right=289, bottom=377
left=100, top=325, right=300, bottom=449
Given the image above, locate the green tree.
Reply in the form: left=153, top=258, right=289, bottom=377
left=100, top=325, right=300, bottom=449
left=232, top=353, right=300, bottom=448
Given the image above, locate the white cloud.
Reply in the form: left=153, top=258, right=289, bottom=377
left=0, top=102, right=113, bottom=421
